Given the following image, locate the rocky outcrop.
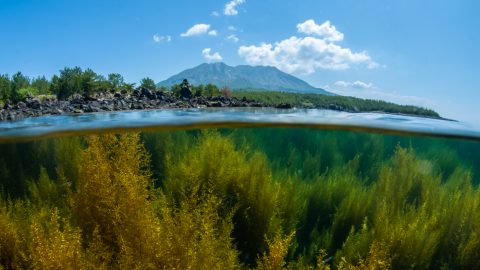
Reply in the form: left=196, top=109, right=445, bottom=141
left=0, top=91, right=265, bottom=122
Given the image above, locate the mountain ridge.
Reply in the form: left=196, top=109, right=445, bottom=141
left=157, top=62, right=335, bottom=95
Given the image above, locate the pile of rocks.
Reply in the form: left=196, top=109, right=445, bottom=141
left=0, top=89, right=266, bottom=122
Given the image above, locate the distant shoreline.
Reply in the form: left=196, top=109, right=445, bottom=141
left=0, top=89, right=445, bottom=122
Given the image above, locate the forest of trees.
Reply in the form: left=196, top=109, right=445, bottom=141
left=0, top=68, right=157, bottom=102
left=232, top=91, right=440, bottom=118
left=0, top=67, right=223, bottom=103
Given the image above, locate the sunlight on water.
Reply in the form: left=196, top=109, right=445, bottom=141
left=1, top=108, right=479, bottom=143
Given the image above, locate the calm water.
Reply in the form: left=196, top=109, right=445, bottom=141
left=1, top=108, right=480, bottom=269
left=0, top=108, right=479, bottom=142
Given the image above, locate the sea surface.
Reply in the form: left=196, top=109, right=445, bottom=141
left=0, top=108, right=479, bottom=142
left=1, top=108, right=480, bottom=269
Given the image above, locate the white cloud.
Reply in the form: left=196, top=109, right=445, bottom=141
left=228, top=25, right=237, bottom=31
left=181, top=24, right=211, bottom=37
left=296, top=19, right=343, bottom=42
left=367, top=62, right=380, bottom=69
left=211, top=11, right=220, bottom=16
left=202, top=48, right=223, bottom=61
left=152, top=34, right=171, bottom=43
left=208, top=30, right=218, bottom=36
left=326, top=81, right=432, bottom=106
left=334, top=80, right=373, bottom=89
left=227, top=34, right=239, bottom=42
left=224, top=0, right=245, bottom=16
left=239, top=36, right=376, bottom=74
left=238, top=19, right=378, bottom=74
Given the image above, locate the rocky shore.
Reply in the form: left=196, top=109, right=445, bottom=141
left=0, top=88, right=272, bottom=122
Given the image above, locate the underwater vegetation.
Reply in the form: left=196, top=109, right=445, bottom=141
left=0, top=128, right=480, bottom=269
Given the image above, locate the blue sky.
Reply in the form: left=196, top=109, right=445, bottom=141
left=0, top=0, right=479, bottom=124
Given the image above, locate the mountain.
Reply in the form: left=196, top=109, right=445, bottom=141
left=157, top=62, right=335, bottom=95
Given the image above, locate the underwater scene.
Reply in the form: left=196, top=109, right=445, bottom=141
left=1, top=125, right=480, bottom=269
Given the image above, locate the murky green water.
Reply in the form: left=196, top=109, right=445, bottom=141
left=1, top=109, right=480, bottom=269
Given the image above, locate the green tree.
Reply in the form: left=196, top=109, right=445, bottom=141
left=204, top=83, right=220, bottom=97
left=11, top=72, right=30, bottom=101
left=192, top=84, right=205, bottom=97
left=107, top=73, right=124, bottom=92
left=121, top=83, right=136, bottom=93
left=170, top=84, right=181, bottom=97
left=0, top=74, right=11, bottom=101
left=158, top=86, right=168, bottom=92
left=139, top=77, right=156, bottom=90
left=52, top=67, right=83, bottom=99
left=92, top=74, right=111, bottom=93
left=81, top=69, right=99, bottom=97
left=31, top=76, right=52, bottom=95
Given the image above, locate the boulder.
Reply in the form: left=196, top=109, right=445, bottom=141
left=3, top=100, right=13, bottom=110
left=140, top=87, right=155, bottom=99
left=16, top=102, right=27, bottom=110
left=26, top=98, right=42, bottom=109
left=207, top=101, right=223, bottom=107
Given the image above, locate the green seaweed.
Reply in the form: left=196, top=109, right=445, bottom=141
left=0, top=127, right=479, bottom=269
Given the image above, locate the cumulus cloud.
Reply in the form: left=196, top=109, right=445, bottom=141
left=227, top=34, right=239, bottom=42
left=224, top=0, right=245, bottom=16
left=208, top=30, right=218, bottom=36
left=296, top=19, right=343, bottom=42
left=202, top=48, right=223, bottom=61
left=238, top=19, right=378, bottom=74
left=326, top=81, right=432, bottom=106
left=334, top=80, right=373, bottom=89
left=239, top=36, right=375, bottom=74
left=181, top=24, right=212, bottom=37
left=152, top=34, right=171, bottom=43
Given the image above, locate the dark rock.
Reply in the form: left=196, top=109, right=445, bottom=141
left=84, top=95, right=98, bottom=101
left=0, top=84, right=286, bottom=122
left=179, top=79, right=193, bottom=99
left=3, top=100, right=13, bottom=110
left=52, top=109, right=63, bottom=115
left=155, top=91, right=166, bottom=100
left=6, top=113, right=17, bottom=121
left=207, top=101, right=223, bottom=107
left=132, top=103, right=144, bottom=110
left=196, top=97, right=208, bottom=105
left=16, top=102, right=27, bottom=110
left=26, top=98, right=42, bottom=110
left=101, top=104, right=114, bottom=111
left=275, top=103, right=292, bottom=109
left=69, top=94, right=86, bottom=105
left=140, top=87, right=155, bottom=99
left=327, top=104, right=344, bottom=111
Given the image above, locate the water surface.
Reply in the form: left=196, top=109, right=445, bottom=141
left=0, top=108, right=479, bottom=143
